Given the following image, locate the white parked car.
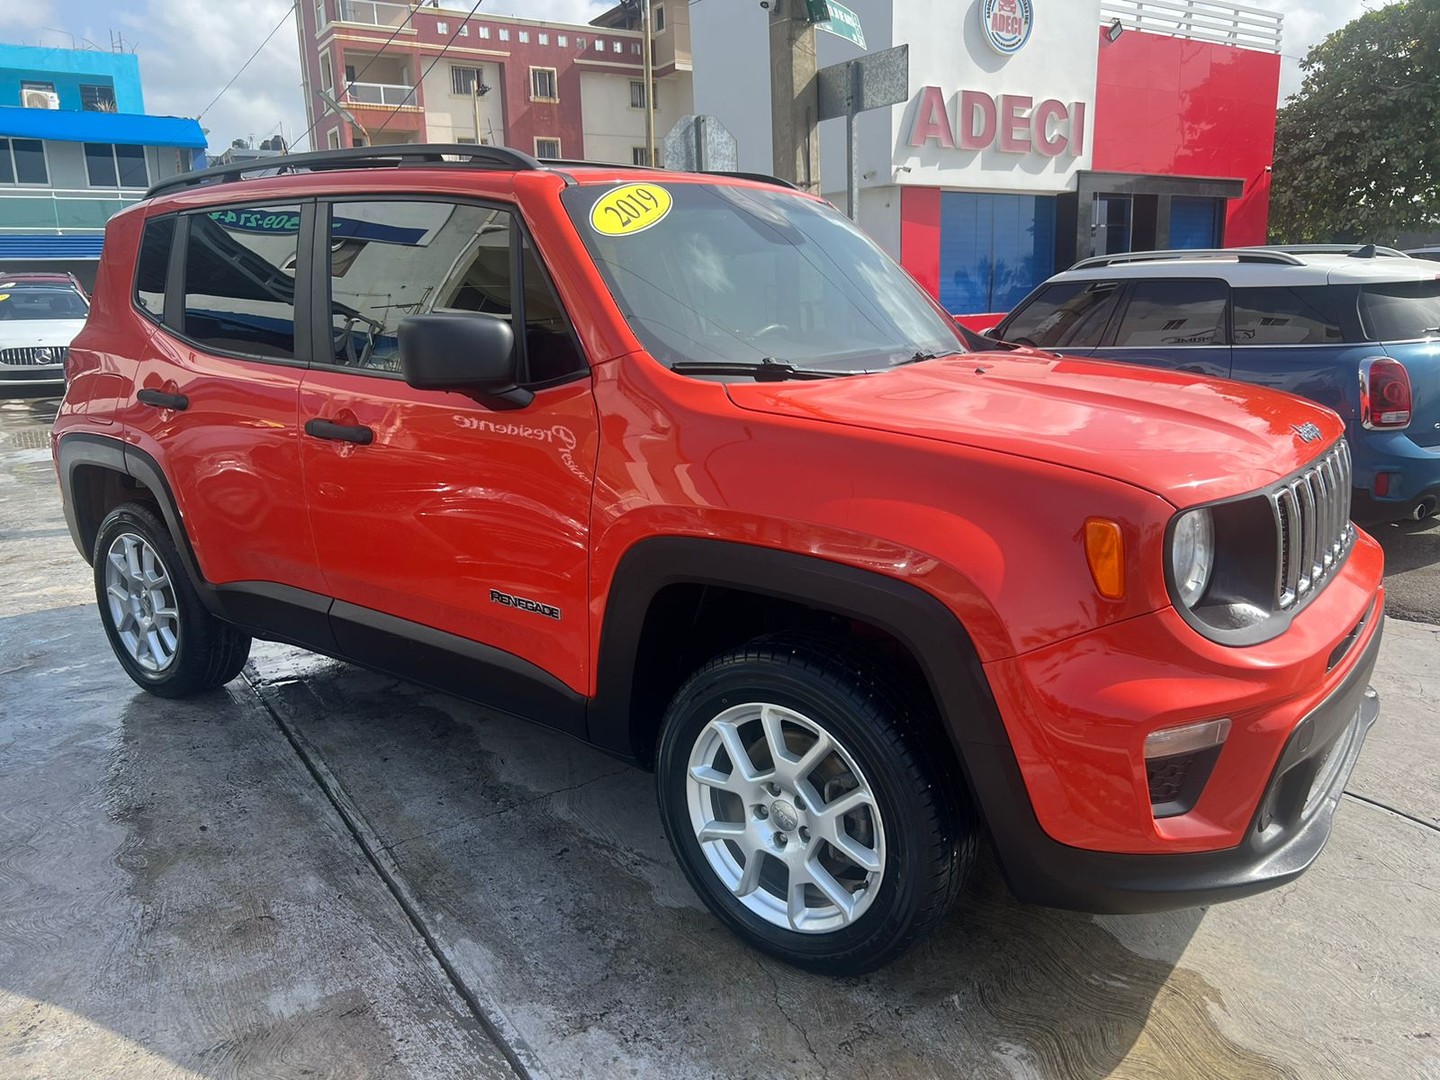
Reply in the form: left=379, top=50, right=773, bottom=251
left=0, top=273, right=89, bottom=393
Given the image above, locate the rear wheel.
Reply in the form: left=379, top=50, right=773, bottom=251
left=656, top=636, right=975, bottom=974
left=93, top=502, right=251, bottom=698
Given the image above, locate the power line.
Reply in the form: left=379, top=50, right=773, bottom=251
left=295, top=2, right=425, bottom=150
left=372, top=0, right=487, bottom=140
left=197, top=6, right=295, bottom=120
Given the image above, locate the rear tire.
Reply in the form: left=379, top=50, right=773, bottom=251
left=93, top=502, right=251, bottom=698
left=656, top=635, right=975, bottom=975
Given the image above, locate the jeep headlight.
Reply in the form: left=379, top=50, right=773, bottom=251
left=1170, top=508, right=1214, bottom=609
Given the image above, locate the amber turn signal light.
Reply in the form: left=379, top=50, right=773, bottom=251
left=1084, top=518, right=1125, bottom=600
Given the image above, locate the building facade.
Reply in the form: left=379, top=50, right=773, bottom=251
left=691, top=0, right=1283, bottom=318
left=0, top=44, right=206, bottom=288
left=296, top=1, right=693, bottom=165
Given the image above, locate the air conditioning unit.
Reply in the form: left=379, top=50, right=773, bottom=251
left=23, top=90, right=60, bottom=110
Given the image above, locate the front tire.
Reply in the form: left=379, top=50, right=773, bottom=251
left=656, top=636, right=975, bottom=975
left=93, top=502, right=251, bottom=698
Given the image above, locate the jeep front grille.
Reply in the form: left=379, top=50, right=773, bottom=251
left=0, top=346, right=67, bottom=366
left=1270, top=441, right=1353, bottom=610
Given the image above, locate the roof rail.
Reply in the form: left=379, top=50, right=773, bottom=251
left=1070, top=248, right=1306, bottom=270
left=1265, top=243, right=1412, bottom=259
left=146, top=144, right=544, bottom=199
left=536, top=158, right=797, bottom=189
left=702, top=170, right=798, bottom=190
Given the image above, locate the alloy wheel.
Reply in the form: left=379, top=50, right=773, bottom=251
left=104, top=532, right=180, bottom=674
left=685, top=702, right=887, bottom=934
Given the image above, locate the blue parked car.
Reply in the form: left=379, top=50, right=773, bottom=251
left=990, top=246, right=1440, bottom=522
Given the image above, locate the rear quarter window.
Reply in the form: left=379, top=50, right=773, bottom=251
left=1359, top=280, right=1440, bottom=341
left=134, top=215, right=175, bottom=323
left=1232, top=287, right=1343, bottom=345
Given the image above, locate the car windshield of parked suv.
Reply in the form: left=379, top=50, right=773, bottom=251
left=0, top=286, right=88, bottom=321
left=562, top=181, right=965, bottom=373
left=1359, top=280, right=1440, bottom=341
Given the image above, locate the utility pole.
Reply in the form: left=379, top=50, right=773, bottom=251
left=642, top=1, right=656, bottom=164
left=769, top=0, right=819, bottom=193
left=472, top=81, right=483, bottom=144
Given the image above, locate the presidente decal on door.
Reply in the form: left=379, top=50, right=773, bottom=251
left=452, top=415, right=588, bottom=481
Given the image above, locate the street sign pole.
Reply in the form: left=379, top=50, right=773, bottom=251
left=816, top=44, right=909, bottom=221
left=847, top=61, right=860, bottom=220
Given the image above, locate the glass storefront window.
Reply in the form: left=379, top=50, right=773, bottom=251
left=938, top=192, right=1056, bottom=315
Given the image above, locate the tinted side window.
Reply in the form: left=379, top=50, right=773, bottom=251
left=134, top=216, right=175, bottom=322
left=521, top=236, right=585, bottom=382
left=1002, top=281, right=1120, bottom=348
left=182, top=205, right=302, bottom=359
left=1113, top=281, right=1228, bottom=347
left=1360, top=281, right=1440, bottom=341
left=1233, top=287, right=1343, bottom=345
left=324, top=200, right=513, bottom=375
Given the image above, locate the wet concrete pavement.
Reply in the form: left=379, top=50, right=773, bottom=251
left=3, top=394, right=1438, bottom=1078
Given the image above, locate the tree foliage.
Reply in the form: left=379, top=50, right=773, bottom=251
left=1269, top=0, right=1440, bottom=243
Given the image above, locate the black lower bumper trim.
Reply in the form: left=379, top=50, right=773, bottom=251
left=970, top=607, right=1384, bottom=915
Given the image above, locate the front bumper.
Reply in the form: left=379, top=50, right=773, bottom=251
left=966, top=611, right=1381, bottom=913
left=0, top=363, right=64, bottom=389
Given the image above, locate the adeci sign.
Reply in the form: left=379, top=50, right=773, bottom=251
left=907, top=85, right=1087, bottom=159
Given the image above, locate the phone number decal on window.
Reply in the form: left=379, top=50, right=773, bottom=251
left=208, top=210, right=302, bottom=234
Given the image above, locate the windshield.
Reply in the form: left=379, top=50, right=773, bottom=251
left=0, top=286, right=88, bottom=321
left=1359, top=280, right=1440, bottom=341
left=561, top=181, right=964, bottom=372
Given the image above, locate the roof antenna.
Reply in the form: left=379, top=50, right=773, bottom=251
left=1348, top=244, right=1377, bottom=259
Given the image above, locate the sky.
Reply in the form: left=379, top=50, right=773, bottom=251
left=0, top=0, right=1402, bottom=153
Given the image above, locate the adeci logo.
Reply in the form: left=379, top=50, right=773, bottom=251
left=980, top=0, right=1034, bottom=56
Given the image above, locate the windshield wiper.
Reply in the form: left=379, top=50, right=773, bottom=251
left=669, top=357, right=855, bottom=381
left=899, top=349, right=968, bottom=365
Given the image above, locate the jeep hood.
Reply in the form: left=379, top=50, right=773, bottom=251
left=724, top=352, right=1342, bottom=506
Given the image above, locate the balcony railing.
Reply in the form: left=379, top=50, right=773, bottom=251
left=343, top=81, right=419, bottom=107
left=0, top=187, right=145, bottom=232
left=1100, top=0, right=1283, bottom=53
left=337, top=0, right=411, bottom=28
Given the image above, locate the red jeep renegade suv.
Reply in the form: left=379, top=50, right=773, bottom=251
left=53, top=146, right=1384, bottom=974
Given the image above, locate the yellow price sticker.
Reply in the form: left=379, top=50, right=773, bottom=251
left=0, top=294, right=8, bottom=302
left=590, top=183, right=673, bottom=237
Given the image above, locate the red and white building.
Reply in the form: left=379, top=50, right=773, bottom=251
left=691, top=0, right=1284, bottom=319
left=296, top=1, right=693, bottom=164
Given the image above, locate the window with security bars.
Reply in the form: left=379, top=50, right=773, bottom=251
left=80, top=84, right=118, bottom=112
left=451, top=65, right=481, bottom=96
left=630, top=80, right=657, bottom=110
left=535, top=138, right=560, bottom=158
left=632, top=146, right=651, bottom=166
left=530, top=67, right=557, bottom=101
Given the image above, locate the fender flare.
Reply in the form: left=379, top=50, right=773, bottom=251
left=585, top=536, right=1012, bottom=760
left=55, top=432, right=210, bottom=599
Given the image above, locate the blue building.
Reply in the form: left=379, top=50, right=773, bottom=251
left=0, top=44, right=206, bottom=288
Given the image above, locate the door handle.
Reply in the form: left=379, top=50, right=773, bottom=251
left=305, top=418, right=374, bottom=445
left=137, top=388, right=189, bottom=411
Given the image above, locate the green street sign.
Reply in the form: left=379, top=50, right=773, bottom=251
left=813, top=0, right=866, bottom=49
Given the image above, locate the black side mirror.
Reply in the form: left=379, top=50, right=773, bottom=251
left=398, top=313, right=532, bottom=409
left=980, top=326, right=1001, bottom=339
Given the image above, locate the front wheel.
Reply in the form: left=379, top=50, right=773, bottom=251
left=656, top=637, right=975, bottom=974
left=93, top=502, right=251, bottom=698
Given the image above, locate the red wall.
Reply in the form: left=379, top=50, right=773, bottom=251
left=1091, top=29, right=1281, bottom=245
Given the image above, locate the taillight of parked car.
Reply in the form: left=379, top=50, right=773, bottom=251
left=1359, top=357, right=1412, bottom=429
